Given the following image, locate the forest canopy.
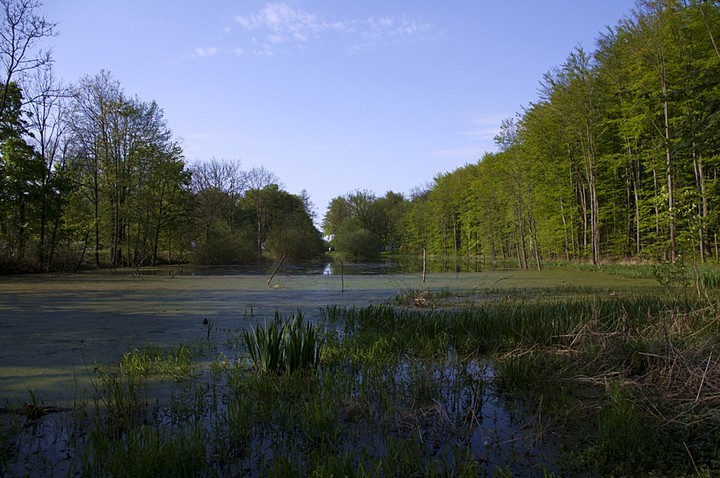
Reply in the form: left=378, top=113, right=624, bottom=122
left=3, top=0, right=720, bottom=271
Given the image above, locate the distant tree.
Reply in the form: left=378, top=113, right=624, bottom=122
left=68, top=71, right=187, bottom=268
left=373, top=191, right=407, bottom=249
left=0, top=81, right=43, bottom=269
left=262, top=187, right=324, bottom=262
left=0, top=137, right=43, bottom=267
left=322, top=196, right=352, bottom=238
left=189, top=158, right=245, bottom=241
left=323, top=189, right=403, bottom=260
left=245, top=165, right=278, bottom=190
left=540, top=48, right=605, bottom=264
left=426, top=170, right=470, bottom=263
left=345, top=190, right=380, bottom=237
left=192, top=221, right=256, bottom=265
left=131, top=142, right=191, bottom=265
left=190, top=158, right=245, bottom=197
left=188, top=159, right=255, bottom=265
left=189, top=166, right=322, bottom=265
left=400, top=186, right=432, bottom=254
left=243, top=166, right=280, bottom=254
left=25, top=68, right=73, bottom=268
left=332, top=218, right=380, bottom=262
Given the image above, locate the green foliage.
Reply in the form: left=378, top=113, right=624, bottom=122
left=332, top=222, right=381, bottom=261
left=83, top=425, right=206, bottom=478
left=7, top=1, right=720, bottom=272
left=8, top=281, right=720, bottom=476
left=243, top=314, right=286, bottom=373
left=588, top=382, right=644, bottom=472
left=261, top=187, right=325, bottom=262
left=192, top=223, right=258, bottom=265
left=653, top=261, right=691, bottom=289
left=68, top=72, right=191, bottom=269
left=0, top=83, right=48, bottom=271
left=0, top=70, right=324, bottom=272
left=324, top=190, right=407, bottom=259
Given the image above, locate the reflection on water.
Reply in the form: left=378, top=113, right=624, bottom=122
left=390, top=356, right=559, bottom=475
left=137, top=256, right=485, bottom=277
left=320, top=261, right=402, bottom=275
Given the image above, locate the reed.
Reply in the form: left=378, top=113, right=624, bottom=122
left=243, top=313, right=285, bottom=373
left=243, top=310, right=324, bottom=374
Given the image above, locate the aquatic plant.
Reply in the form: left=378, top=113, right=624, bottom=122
left=243, top=314, right=285, bottom=373
left=243, top=311, right=324, bottom=374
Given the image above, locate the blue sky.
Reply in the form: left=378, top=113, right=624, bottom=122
left=43, top=1, right=635, bottom=220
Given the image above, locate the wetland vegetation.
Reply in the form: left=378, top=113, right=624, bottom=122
left=2, top=264, right=720, bottom=476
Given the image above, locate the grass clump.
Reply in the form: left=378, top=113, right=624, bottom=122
left=243, top=310, right=324, bottom=374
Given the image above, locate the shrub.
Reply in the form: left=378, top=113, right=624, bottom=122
left=192, top=226, right=257, bottom=265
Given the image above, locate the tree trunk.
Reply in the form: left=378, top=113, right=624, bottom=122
left=662, top=82, right=676, bottom=262
left=93, top=164, right=100, bottom=269
left=634, top=154, right=642, bottom=256
left=694, top=147, right=709, bottom=264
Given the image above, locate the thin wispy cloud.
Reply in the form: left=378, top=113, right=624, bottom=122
left=429, top=148, right=486, bottom=161
left=429, top=115, right=506, bottom=161
left=233, top=2, right=432, bottom=56
left=193, top=47, right=219, bottom=58
left=235, top=2, right=345, bottom=43
left=350, top=14, right=430, bottom=52
left=173, top=3, right=432, bottom=63
left=461, top=114, right=509, bottom=142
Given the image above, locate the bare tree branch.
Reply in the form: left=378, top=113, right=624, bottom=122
left=0, top=0, right=56, bottom=123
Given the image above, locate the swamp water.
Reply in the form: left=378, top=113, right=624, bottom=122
left=3, top=355, right=558, bottom=477
left=1, top=266, right=639, bottom=476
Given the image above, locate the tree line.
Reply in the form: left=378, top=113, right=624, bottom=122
left=6, top=0, right=720, bottom=271
left=0, top=0, right=324, bottom=273
left=324, top=1, right=720, bottom=268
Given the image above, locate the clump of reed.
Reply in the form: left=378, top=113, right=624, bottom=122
left=243, top=310, right=324, bottom=374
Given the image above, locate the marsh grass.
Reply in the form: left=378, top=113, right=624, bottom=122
left=490, top=296, right=720, bottom=475
left=330, top=290, right=720, bottom=475
left=6, top=276, right=720, bottom=476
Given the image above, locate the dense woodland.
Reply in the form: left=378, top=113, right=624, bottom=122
left=325, top=1, right=720, bottom=268
left=3, top=1, right=720, bottom=272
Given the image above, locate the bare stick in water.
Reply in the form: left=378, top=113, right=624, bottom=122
left=267, top=253, right=287, bottom=286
